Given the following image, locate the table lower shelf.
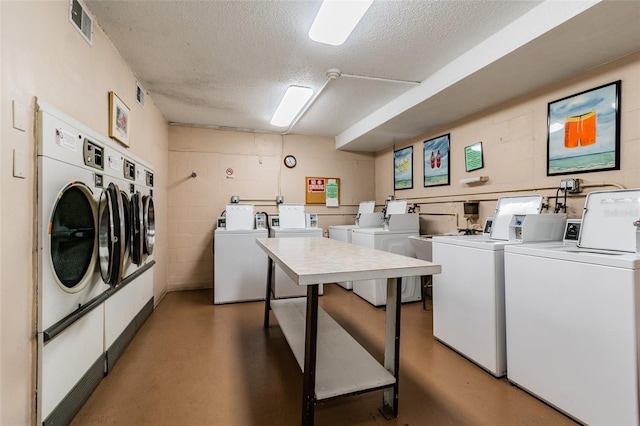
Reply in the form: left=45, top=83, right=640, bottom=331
left=271, top=297, right=395, bottom=401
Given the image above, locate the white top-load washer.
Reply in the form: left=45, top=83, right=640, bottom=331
left=270, top=204, right=323, bottom=298
left=328, top=201, right=383, bottom=290
left=504, top=189, right=640, bottom=425
left=431, top=195, right=566, bottom=377
left=214, top=204, right=268, bottom=304
left=351, top=200, right=422, bottom=306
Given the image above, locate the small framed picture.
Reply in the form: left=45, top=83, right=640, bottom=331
left=547, top=80, right=620, bottom=176
left=423, top=134, right=450, bottom=187
left=109, top=91, right=130, bottom=147
left=394, top=146, right=413, bottom=190
left=464, top=142, right=484, bottom=172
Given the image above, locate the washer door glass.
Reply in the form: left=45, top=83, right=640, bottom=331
left=143, top=195, right=155, bottom=255
left=131, top=192, right=144, bottom=265
left=49, top=182, right=97, bottom=292
left=98, top=182, right=126, bottom=286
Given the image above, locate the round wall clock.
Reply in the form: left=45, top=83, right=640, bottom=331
left=284, top=155, right=297, bottom=168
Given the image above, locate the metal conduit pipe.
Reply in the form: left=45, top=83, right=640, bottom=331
left=282, top=70, right=341, bottom=134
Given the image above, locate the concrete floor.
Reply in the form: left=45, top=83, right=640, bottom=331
left=72, top=285, right=577, bottom=425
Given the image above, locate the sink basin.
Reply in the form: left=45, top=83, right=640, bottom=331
left=409, top=235, right=433, bottom=261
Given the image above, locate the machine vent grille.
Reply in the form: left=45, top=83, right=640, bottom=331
left=69, top=0, right=93, bottom=46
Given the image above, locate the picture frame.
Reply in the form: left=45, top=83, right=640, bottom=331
left=394, top=146, right=413, bottom=190
left=547, top=80, right=621, bottom=176
left=423, top=134, right=450, bottom=187
left=109, top=91, right=130, bottom=147
left=464, top=142, right=484, bottom=172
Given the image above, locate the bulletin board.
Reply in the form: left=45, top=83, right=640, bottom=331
left=305, top=177, right=340, bottom=205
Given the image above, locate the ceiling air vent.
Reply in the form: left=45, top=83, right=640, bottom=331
left=69, top=0, right=93, bottom=46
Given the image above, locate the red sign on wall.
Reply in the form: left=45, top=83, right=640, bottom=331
left=307, top=178, right=325, bottom=192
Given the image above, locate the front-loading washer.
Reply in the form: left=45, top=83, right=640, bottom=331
left=101, top=144, right=155, bottom=372
left=37, top=102, right=112, bottom=425
left=133, top=162, right=155, bottom=326
left=504, top=189, right=640, bottom=425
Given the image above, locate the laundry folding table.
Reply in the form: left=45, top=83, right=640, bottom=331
left=257, top=237, right=441, bottom=426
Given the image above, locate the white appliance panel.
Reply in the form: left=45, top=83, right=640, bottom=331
left=104, top=283, right=137, bottom=349
left=269, top=229, right=323, bottom=297
left=41, top=308, right=103, bottom=420
left=328, top=225, right=358, bottom=290
left=225, top=204, right=255, bottom=231
left=357, top=201, right=375, bottom=214
left=490, top=195, right=542, bottom=240
left=214, top=228, right=269, bottom=304
left=579, top=189, right=640, bottom=252
left=278, top=204, right=306, bottom=229
left=134, top=268, right=154, bottom=313
left=351, top=229, right=421, bottom=306
left=505, top=249, right=640, bottom=425
left=432, top=240, right=506, bottom=376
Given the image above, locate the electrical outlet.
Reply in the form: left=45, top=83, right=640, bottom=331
left=560, top=178, right=581, bottom=193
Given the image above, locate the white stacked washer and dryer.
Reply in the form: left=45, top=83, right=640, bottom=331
left=36, top=101, right=155, bottom=425
left=504, top=189, right=640, bottom=425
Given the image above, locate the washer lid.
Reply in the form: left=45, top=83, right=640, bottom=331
left=579, top=189, right=640, bottom=253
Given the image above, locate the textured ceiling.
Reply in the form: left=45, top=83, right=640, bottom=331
left=85, top=0, right=640, bottom=152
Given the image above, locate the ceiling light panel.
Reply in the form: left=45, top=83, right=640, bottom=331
left=270, top=86, right=314, bottom=127
left=309, top=0, right=374, bottom=46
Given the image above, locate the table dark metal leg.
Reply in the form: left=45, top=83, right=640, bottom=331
left=381, top=277, right=402, bottom=418
left=302, top=284, right=319, bottom=426
left=263, top=258, right=274, bottom=328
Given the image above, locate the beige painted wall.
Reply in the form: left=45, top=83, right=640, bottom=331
left=1, top=2, right=169, bottom=424
left=168, top=127, right=375, bottom=291
left=376, top=52, right=640, bottom=235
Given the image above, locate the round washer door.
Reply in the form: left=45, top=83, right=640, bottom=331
left=98, top=182, right=126, bottom=286
left=130, top=192, right=144, bottom=266
left=48, top=182, right=97, bottom=293
left=142, top=195, right=155, bottom=255
left=120, top=190, right=131, bottom=264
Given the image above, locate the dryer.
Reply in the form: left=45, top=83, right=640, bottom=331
left=101, top=144, right=155, bottom=372
left=134, top=162, right=155, bottom=325
left=504, top=189, right=640, bottom=425
left=36, top=101, right=154, bottom=424
left=37, top=102, right=116, bottom=425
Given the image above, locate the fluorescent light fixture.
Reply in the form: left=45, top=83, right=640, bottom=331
left=270, top=86, right=314, bottom=127
left=309, top=0, right=373, bottom=46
